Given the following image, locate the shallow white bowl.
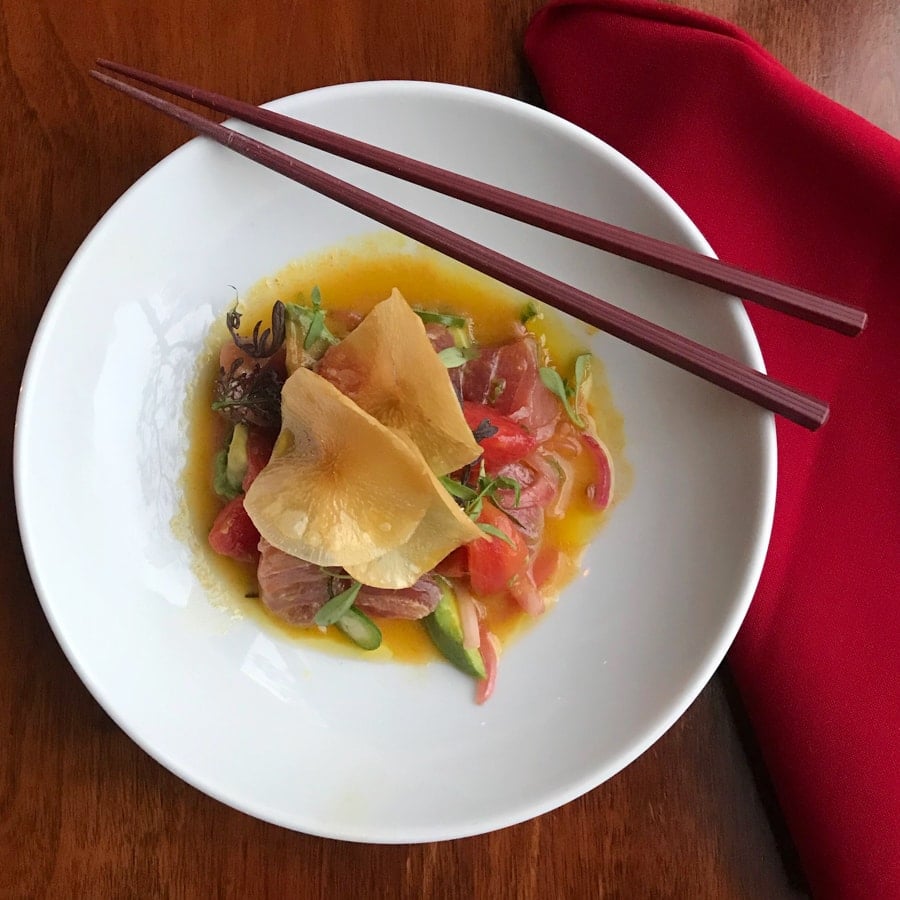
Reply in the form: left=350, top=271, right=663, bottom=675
left=14, top=81, right=775, bottom=842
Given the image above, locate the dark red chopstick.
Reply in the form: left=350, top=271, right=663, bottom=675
left=90, top=67, right=830, bottom=430
left=95, top=58, right=866, bottom=338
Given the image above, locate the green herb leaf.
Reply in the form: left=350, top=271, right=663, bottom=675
left=493, top=475, right=522, bottom=508
left=443, top=465, right=525, bottom=521
left=413, top=308, right=469, bottom=329
left=314, top=580, right=363, bottom=627
left=439, top=476, right=478, bottom=502
left=438, top=346, right=479, bottom=368
left=285, top=289, right=338, bottom=360
left=539, top=365, right=566, bottom=399
left=304, top=309, right=326, bottom=350
left=283, top=301, right=307, bottom=323
left=520, top=301, right=540, bottom=324
left=478, top=522, right=516, bottom=547
left=539, top=366, right=585, bottom=428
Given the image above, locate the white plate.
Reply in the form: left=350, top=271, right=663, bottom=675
left=14, top=81, right=775, bottom=842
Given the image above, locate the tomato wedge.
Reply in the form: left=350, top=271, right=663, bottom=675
left=462, top=401, right=537, bottom=472
left=468, top=503, right=528, bottom=596
left=208, top=496, right=260, bottom=563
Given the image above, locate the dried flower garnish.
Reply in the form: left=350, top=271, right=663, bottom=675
left=227, top=300, right=286, bottom=358
left=212, top=300, right=287, bottom=428
left=212, top=362, right=283, bottom=429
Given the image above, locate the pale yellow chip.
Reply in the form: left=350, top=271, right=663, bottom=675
left=244, top=367, right=436, bottom=567
left=345, top=443, right=484, bottom=589
left=317, top=288, right=481, bottom=476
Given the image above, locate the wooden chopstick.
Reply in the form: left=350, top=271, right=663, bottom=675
left=95, top=59, right=866, bottom=339
left=90, top=66, right=830, bottom=430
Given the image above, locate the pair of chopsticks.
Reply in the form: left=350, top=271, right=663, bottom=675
left=91, top=60, right=868, bottom=430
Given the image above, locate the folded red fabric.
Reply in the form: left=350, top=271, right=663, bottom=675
left=525, top=2, right=900, bottom=897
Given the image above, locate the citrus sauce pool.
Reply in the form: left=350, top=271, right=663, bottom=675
left=181, top=238, right=629, bottom=664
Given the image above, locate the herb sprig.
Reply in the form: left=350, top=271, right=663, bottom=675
left=285, top=286, right=339, bottom=360
left=539, top=353, right=592, bottom=428
left=520, top=301, right=540, bottom=324
left=440, top=463, right=522, bottom=546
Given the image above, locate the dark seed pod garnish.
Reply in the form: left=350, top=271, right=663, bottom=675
left=212, top=360, right=283, bottom=429
left=472, top=417, right=499, bottom=443
left=227, top=301, right=286, bottom=358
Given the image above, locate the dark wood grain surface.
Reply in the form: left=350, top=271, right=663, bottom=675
left=2, top=1, right=896, bottom=897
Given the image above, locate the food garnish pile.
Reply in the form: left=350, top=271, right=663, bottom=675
left=206, top=287, right=613, bottom=702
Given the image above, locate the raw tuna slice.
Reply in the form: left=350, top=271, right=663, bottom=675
left=452, top=336, right=559, bottom=441
left=356, top=576, right=441, bottom=620
left=256, top=539, right=330, bottom=626
left=257, top=541, right=441, bottom=625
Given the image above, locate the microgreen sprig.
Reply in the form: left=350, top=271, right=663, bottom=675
left=520, top=301, right=540, bottom=324
left=440, top=462, right=522, bottom=522
left=539, top=353, right=592, bottom=428
left=438, top=346, right=480, bottom=368
left=284, top=285, right=339, bottom=358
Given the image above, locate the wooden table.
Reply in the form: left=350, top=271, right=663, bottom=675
left=2, top=1, right=896, bottom=896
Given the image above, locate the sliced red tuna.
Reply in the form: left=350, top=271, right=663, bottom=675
left=256, top=539, right=330, bottom=626
left=452, top=336, right=560, bottom=441
left=356, top=576, right=441, bottom=620
left=256, top=541, right=441, bottom=626
left=424, top=323, right=455, bottom=352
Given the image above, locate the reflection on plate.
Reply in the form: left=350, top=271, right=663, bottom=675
left=14, top=81, right=774, bottom=842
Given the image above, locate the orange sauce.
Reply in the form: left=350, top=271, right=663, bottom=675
left=179, top=236, right=629, bottom=663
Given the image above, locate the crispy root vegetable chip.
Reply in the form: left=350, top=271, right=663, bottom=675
left=244, top=367, right=437, bottom=568
left=244, top=367, right=482, bottom=583
left=317, top=288, right=481, bottom=476
left=345, top=438, right=484, bottom=588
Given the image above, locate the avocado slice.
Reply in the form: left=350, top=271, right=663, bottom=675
left=212, top=424, right=250, bottom=500
left=423, top=577, right=486, bottom=679
left=225, top=423, right=249, bottom=490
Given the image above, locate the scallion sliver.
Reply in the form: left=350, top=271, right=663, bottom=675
left=336, top=608, right=382, bottom=650
left=314, top=581, right=362, bottom=626
left=412, top=308, right=469, bottom=329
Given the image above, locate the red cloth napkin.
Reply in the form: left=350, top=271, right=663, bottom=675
left=525, top=2, right=900, bottom=897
